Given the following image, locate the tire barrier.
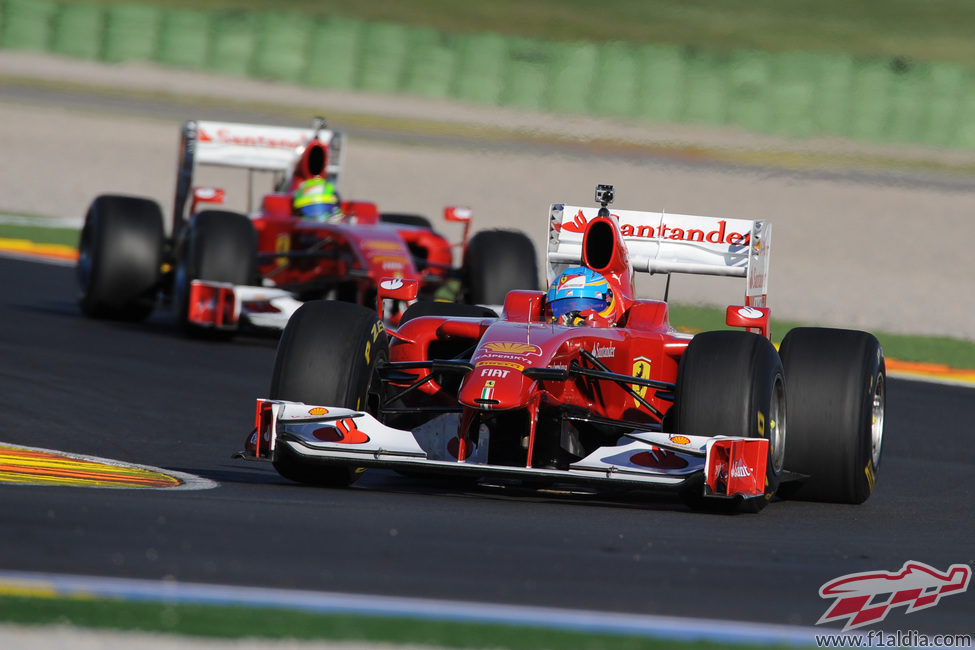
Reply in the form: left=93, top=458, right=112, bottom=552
left=102, top=5, right=161, bottom=63
left=2, top=0, right=974, bottom=149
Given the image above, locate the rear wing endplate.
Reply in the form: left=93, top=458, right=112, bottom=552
left=547, top=204, right=771, bottom=307
left=172, top=120, right=344, bottom=235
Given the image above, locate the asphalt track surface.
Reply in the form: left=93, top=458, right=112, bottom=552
left=1, top=255, right=973, bottom=638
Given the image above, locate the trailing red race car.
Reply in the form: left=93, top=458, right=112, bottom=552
left=240, top=184, right=886, bottom=512
left=77, top=118, right=537, bottom=335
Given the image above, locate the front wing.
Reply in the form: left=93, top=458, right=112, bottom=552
left=187, top=280, right=303, bottom=331
left=242, top=400, right=769, bottom=500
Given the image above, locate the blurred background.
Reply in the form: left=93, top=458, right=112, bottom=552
left=4, top=0, right=975, bottom=146
left=1, top=0, right=973, bottom=341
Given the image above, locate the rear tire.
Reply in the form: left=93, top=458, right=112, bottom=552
left=380, top=212, right=433, bottom=229
left=463, top=230, right=538, bottom=305
left=673, top=331, right=786, bottom=513
left=269, top=301, right=388, bottom=486
left=173, top=210, right=257, bottom=336
left=400, top=300, right=498, bottom=324
left=778, top=327, right=885, bottom=504
left=77, top=194, right=164, bottom=321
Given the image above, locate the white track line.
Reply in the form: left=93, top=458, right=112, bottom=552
left=0, top=569, right=837, bottom=647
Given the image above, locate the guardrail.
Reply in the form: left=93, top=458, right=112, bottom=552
left=2, top=0, right=974, bottom=149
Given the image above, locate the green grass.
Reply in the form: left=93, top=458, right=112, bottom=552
left=59, top=0, right=975, bottom=65
left=0, top=595, right=801, bottom=650
left=0, top=223, right=80, bottom=248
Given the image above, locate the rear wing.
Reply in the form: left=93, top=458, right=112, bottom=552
left=172, top=120, right=344, bottom=234
left=547, top=204, right=771, bottom=307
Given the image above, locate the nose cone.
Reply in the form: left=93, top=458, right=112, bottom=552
left=459, top=364, right=533, bottom=411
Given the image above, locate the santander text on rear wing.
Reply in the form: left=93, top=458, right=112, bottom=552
left=547, top=204, right=771, bottom=307
left=173, top=119, right=345, bottom=232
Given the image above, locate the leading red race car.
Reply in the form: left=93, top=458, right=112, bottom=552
left=77, top=118, right=537, bottom=335
left=240, top=184, right=886, bottom=512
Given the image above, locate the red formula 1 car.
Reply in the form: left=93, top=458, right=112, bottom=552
left=77, top=119, right=537, bottom=335
left=240, top=184, right=886, bottom=512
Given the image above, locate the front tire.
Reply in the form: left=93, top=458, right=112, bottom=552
left=269, top=301, right=388, bottom=486
left=673, top=331, right=786, bottom=512
left=173, top=210, right=257, bottom=336
left=77, top=194, right=164, bottom=321
left=463, top=230, right=538, bottom=305
left=778, top=327, right=885, bottom=504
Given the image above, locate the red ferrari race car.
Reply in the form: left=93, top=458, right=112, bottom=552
left=76, top=118, right=537, bottom=335
left=240, top=184, right=886, bottom=512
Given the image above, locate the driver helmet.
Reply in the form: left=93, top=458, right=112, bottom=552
left=293, top=177, right=340, bottom=220
left=546, top=266, right=615, bottom=326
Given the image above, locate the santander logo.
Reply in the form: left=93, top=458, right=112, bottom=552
left=199, top=126, right=304, bottom=150
left=557, top=210, right=750, bottom=246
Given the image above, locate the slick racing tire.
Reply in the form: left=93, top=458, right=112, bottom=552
left=673, top=331, right=786, bottom=513
left=379, top=212, right=433, bottom=229
left=174, top=210, right=257, bottom=337
left=78, top=194, right=164, bottom=321
left=399, top=300, right=498, bottom=324
left=463, top=229, right=538, bottom=306
left=778, top=327, right=885, bottom=504
left=269, top=300, right=388, bottom=487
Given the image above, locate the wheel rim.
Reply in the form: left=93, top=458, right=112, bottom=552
left=769, top=374, right=786, bottom=473
left=870, top=373, right=885, bottom=469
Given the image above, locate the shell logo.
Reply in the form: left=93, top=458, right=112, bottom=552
left=308, top=407, right=330, bottom=416
left=669, top=435, right=691, bottom=445
left=483, top=342, right=542, bottom=356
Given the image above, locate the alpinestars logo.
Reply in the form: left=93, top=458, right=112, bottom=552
left=817, top=561, right=971, bottom=631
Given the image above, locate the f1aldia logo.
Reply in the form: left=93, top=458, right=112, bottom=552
left=817, top=561, right=971, bottom=631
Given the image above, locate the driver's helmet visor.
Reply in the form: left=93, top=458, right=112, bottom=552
left=298, top=201, right=336, bottom=218
left=549, top=296, right=607, bottom=320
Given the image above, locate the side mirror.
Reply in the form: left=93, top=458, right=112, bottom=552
left=377, top=277, right=419, bottom=322
left=190, top=187, right=226, bottom=215
left=444, top=206, right=472, bottom=223
left=725, top=305, right=770, bottom=339
left=444, top=206, right=472, bottom=251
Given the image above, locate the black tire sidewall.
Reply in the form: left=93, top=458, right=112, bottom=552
left=779, top=327, right=884, bottom=504
left=399, top=300, right=498, bottom=324
left=270, top=300, right=388, bottom=411
left=269, top=301, right=388, bottom=486
left=78, top=195, right=164, bottom=320
left=379, top=213, right=434, bottom=229
left=463, top=230, right=538, bottom=305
